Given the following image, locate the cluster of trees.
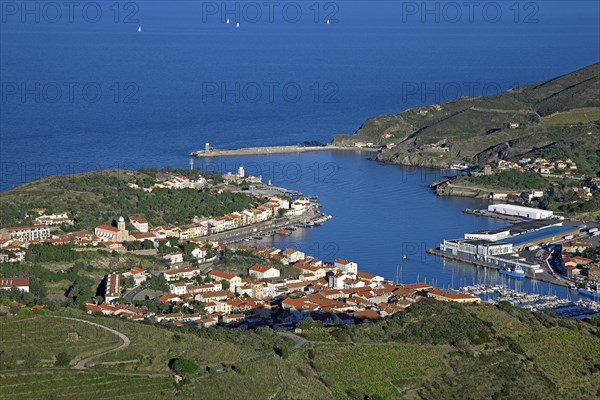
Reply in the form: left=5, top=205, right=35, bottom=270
left=326, top=300, right=494, bottom=346
left=0, top=261, right=98, bottom=307
left=459, top=170, right=549, bottom=191
left=125, top=240, right=155, bottom=251
left=26, top=244, right=81, bottom=263
left=542, top=190, right=600, bottom=214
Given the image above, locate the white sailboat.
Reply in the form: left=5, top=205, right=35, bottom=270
left=326, top=19, right=330, bottom=25
left=226, top=18, right=230, bottom=24
left=236, top=22, right=240, bottom=28
left=138, top=26, right=142, bottom=32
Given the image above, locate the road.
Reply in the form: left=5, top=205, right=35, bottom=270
left=123, top=285, right=144, bottom=303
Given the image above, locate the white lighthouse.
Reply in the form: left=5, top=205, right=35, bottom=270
left=205, top=141, right=210, bottom=153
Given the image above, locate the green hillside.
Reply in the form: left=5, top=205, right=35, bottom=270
left=333, top=63, right=600, bottom=174
left=0, top=168, right=256, bottom=231
left=1, top=301, right=599, bottom=400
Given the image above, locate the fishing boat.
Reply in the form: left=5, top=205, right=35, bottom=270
left=276, top=229, right=291, bottom=236
left=499, top=266, right=526, bottom=278
left=578, top=284, right=600, bottom=298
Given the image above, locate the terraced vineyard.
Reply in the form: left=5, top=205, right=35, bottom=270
left=0, top=371, right=174, bottom=400
left=313, top=343, right=450, bottom=399
left=0, top=316, right=121, bottom=369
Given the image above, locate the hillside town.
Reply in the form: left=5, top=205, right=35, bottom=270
left=82, top=243, right=480, bottom=329
left=0, top=170, right=318, bottom=263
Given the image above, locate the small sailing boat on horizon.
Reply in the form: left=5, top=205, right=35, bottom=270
left=226, top=18, right=230, bottom=24
left=138, top=26, right=142, bottom=32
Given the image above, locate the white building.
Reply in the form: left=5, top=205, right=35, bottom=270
left=191, top=247, right=207, bottom=260
left=163, top=252, right=184, bottom=264
left=0, top=225, right=50, bottom=242
left=104, top=273, right=121, bottom=303
left=122, top=267, right=147, bottom=285
left=334, top=259, right=358, bottom=275
left=129, top=216, right=149, bottom=233
left=282, top=248, right=304, bottom=264
left=0, top=277, right=29, bottom=292
left=441, top=239, right=513, bottom=260
left=169, top=282, right=188, bottom=295
left=488, top=204, right=553, bottom=220
left=248, top=263, right=281, bottom=280
left=464, top=228, right=511, bottom=242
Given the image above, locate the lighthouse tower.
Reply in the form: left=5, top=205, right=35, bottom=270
left=205, top=141, right=210, bottom=153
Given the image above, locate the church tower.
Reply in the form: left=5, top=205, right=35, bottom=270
left=117, top=216, right=126, bottom=231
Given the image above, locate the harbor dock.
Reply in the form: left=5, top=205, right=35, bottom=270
left=427, top=248, right=570, bottom=288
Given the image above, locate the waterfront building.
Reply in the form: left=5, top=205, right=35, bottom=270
left=488, top=204, right=554, bottom=220
left=427, top=288, right=480, bottom=303
left=334, top=259, right=358, bottom=275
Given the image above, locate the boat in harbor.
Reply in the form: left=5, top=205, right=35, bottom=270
left=578, top=284, right=600, bottom=298
left=499, top=266, right=526, bottom=278
left=276, top=229, right=291, bottom=236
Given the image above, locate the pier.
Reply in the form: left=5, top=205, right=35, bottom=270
left=463, top=208, right=527, bottom=223
left=191, top=145, right=379, bottom=158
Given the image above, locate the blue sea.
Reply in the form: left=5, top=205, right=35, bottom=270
left=1, top=1, right=599, bottom=298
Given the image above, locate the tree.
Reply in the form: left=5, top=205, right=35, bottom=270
left=221, top=280, right=230, bottom=291
left=55, top=352, right=72, bottom=367
left=169, top=357, right=198, bottom=375
left=148, top=275, right=169, bottom=292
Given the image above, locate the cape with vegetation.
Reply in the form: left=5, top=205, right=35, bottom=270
left=333, top=63, right=600, bottom=174
left=0, top=168, right=257, bottom=231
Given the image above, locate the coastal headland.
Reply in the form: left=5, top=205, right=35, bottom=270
left=191, top=144, right=379, bottom=158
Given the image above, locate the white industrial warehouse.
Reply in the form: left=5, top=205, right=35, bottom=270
left=488, top=204, right=554, bottom=220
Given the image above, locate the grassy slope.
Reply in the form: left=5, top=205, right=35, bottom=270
left=1, top=302, right=599, bottom=400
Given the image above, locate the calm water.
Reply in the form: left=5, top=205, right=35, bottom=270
left=197, top=151, right=584, bottom=300
left=1, top=1, right=598, bottom=299
left=1, top=1, right=599, bottom=189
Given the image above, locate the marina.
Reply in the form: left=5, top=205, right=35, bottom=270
left=459, top=284, right=600, bottom=318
